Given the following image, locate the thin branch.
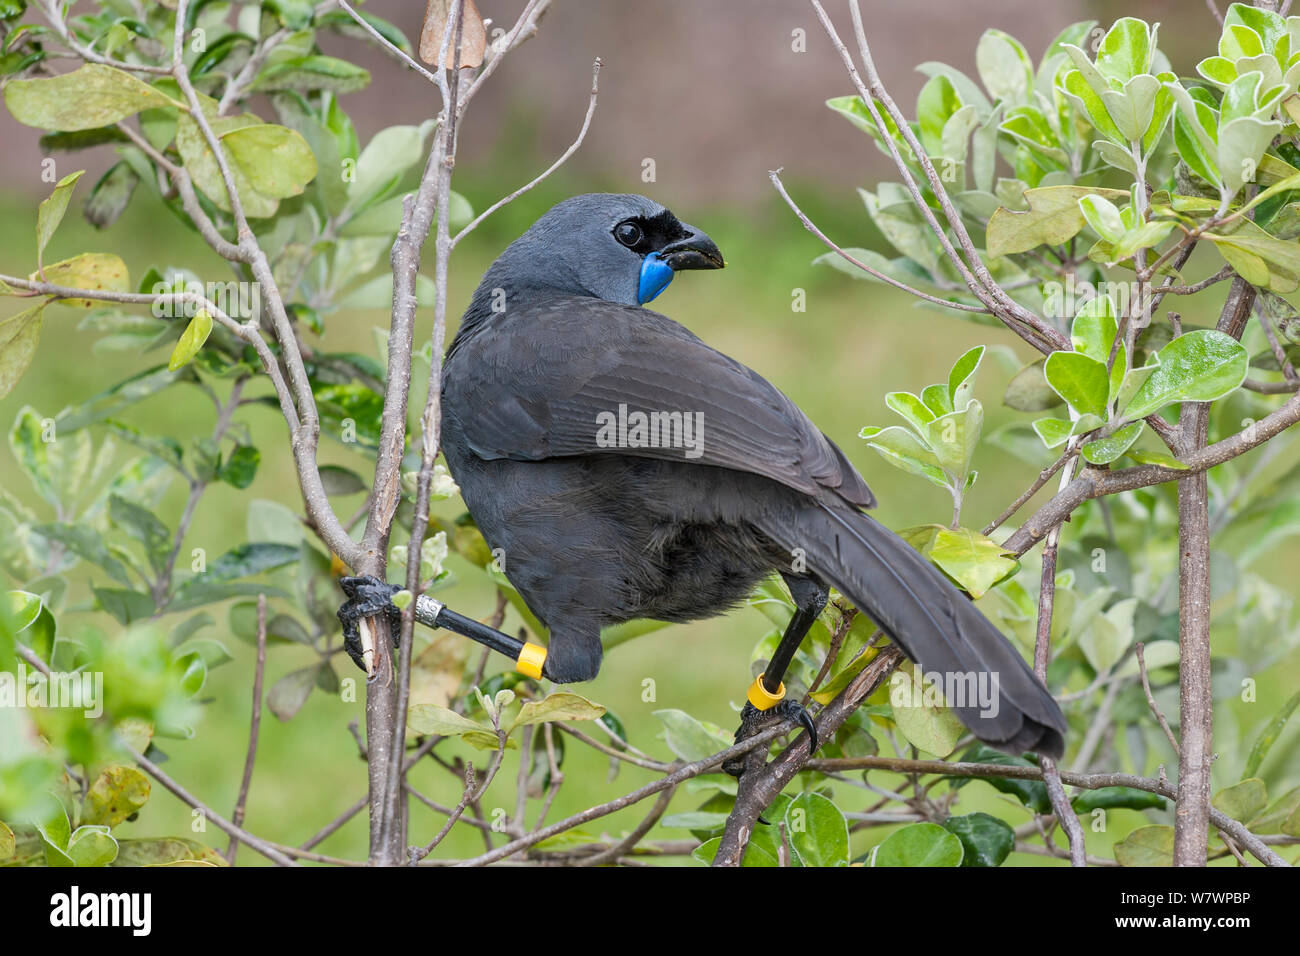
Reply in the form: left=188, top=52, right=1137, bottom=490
left=128, top=746, right=298, bottom=866
left=981, top=445, right=1073, bottom=536
left=1000, top=388, right=1300, bottom=556
left=1031, top=452, right=1087, bottom=867
left=576, top=785, right=678, bottom=867
left=457, top=0, right=551, bottom=116
left=452, top=58, right=603, bottom=247
left=226, top=593, right=269, bottom=864
left=454, top=721, right=798, bottom=867
left=1136, top=642, right=1180, bottom=756
left=805, top=757, right=1287, bottom=866
left=38, top=0, right=172, bottom=74
left=768, top=170, right=992, bottom=314
left=335, top=0, right=442, bottom=86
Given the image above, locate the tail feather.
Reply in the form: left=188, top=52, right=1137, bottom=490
left=762, top=502, right=1066, bottom=758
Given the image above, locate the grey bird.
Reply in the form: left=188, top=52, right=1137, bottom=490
left=338, top=193, right=1067, bottom=763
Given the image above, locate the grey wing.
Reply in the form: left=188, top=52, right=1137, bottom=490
left=446, top=297, right=874, bottom=508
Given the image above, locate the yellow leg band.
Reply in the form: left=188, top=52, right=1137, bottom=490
left=516, top=642, right=547, bottom=680
left=747, top=674, right=786, bottom=711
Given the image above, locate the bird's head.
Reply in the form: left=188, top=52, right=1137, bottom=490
left=484, top=193, right=724, bottom=307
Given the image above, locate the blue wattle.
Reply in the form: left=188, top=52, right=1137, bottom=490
left=637, top=252, right=674, bottom=304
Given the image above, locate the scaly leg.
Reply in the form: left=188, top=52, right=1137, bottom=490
left=336, top=575, right=547, bottom=681
left=723, top=575, right=828, bottom=777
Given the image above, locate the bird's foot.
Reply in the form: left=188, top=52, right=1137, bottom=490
left=337, top=575, right=402, bottom=677
left=722, top=700, right=819, bottom=778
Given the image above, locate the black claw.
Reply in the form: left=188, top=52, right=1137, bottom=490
left=795, top=706, right=819, bottom=755
left=722, top=698, right=820, bottom=778
left=336, top=574, right=403, bottom=673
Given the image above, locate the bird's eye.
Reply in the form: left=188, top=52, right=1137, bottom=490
left=614, top=220, right=643, bottom=248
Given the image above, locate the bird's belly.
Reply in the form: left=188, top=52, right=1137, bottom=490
left=442, top=447, right=781, bottom=626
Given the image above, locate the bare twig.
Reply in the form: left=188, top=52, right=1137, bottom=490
left=128, top=746, right=298, bottom=867
left=453, top=58, right=602, bottom=246
left=1136, top=642, right=1181, bottom=756
left=768, top=170, right=991, bottom=314
left=225, top=593, right=269, bottom=864
left=805, top=757, right=1287, bottom=866
left=336, top=0, right=441, bottom=86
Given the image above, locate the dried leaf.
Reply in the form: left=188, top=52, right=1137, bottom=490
left=420, top=0, right=487, bottom=68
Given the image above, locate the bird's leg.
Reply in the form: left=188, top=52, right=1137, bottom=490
left=723, top=576, right=827, bottom=778
left=336, top=575, right=548, bottom=681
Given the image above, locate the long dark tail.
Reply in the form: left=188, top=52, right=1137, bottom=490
left=761, top=502, right=1066, bottom=758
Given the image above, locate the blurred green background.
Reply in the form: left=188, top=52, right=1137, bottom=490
left=1, top=0, right=1296, bottom=865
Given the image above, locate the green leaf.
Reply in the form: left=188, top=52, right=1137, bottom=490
left=81, top=765, right=150, bottom=828
left=318, top=464, right=367, bottom=495
left=1004, top=359, right=1063, bottom=412
left=5, top=63, right=180, bottom=131
left=167, top=309, right=213, bottom=371
left=407, top=703, right=492, bottom=738
left=870, top=822, right=964, bottom=866
left=67, top=825, right=118, bottom=867
left=784, top=792, right=850, bottom=867
left=1079, top=193, right=1125, bottom=242
left=1124, top=447, right=1189, bottom=469
left=1082, top=421, right=1145, bottom=465
left=1045, top=350, right=1110, bottom=418
left=1115, top=824, right=1174, bottom=866
left=253, top=55, right=371, bottom=95
left=1121, top=330, right=1248, bottom=420
left=93, top=586, right=155, bottom=625
left=220, top=123, right=318, bottom=199
left=897, top=524, right=1018, bottom=598
left=109, top=494, right=170, bottom=576
left=975, top=29, right=1033, bottom=105
left=267, top=665, right=319, bottom=722
left=216, top=444, right=260, bottom=489
left=1243, top=688, right=1300, bottom=779
left=344, top=121, right=436, bottom=213
left=83, top=160, right=141, bottom=230
left=1207, top=219, right=1300, bottom=293
left=653, top=709, right=731, bottom=762
left=947, top=345, right=985, bottom=410
left=36, top=169, right=84, bottom=268
left=198, top=542, right=299, bottom=582
left=942, top=812, right=1015, bottom=867
left=859, top=425, right=949, bottom=488
left=885, top=391, right=937, bottom=429
left=0, top=302, right=45, bottom=401
left=1078, top=596, right=1137, bottom=673
left=927, top=401, right=983, bottom=475
left=889, top=660, right=967, bottom=757
left=1070, top=296, right=1119, bottom=363
left=1072, top=786, right=1166, bottom=812
left=954, top=744, right=1050, bottom=813
left=1211, top=777, right=1267, bottom=822
left=692, top=835, right=778, bottom=867
left=1096, top=17, right=1156, bottom=83
left=317, top=9, right=413, bottom=53
left=36, top=522, right=131, bottom=584
left=35, top=252, right=130, bottom=306
left=509, top=692, right=605, bottom=731
left=986, top=185, right=1125, bottom=258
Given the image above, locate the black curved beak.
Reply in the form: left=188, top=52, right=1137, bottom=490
left=660, top=226, right=725, bottom=271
